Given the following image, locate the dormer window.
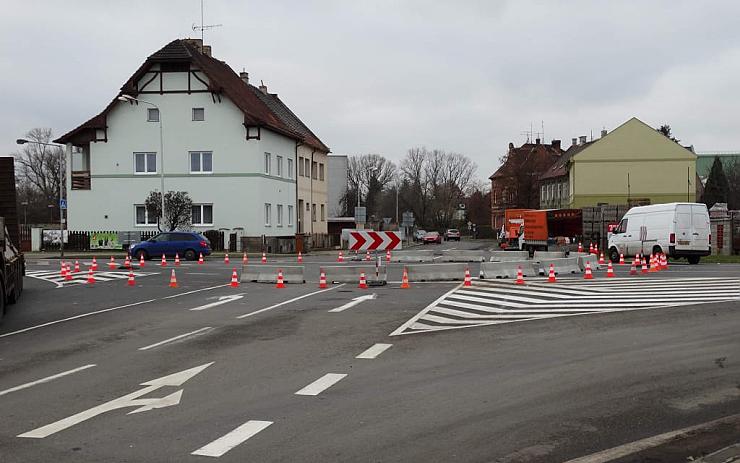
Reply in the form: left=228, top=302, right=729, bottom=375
left=192, top=108, right=205, bottom=121
left=147, top=108, right=159, bottom=122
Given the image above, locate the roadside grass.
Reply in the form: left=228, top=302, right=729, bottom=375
left=698, top=254, right=740, bottom=264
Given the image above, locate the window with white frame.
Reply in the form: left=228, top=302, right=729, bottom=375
left=135, top=205, right=157, bottom=225
left=276, top=155, right=283, bottom=177
left=288, top=205, right=293, bottom=226
left=190, top=151, right=213, bottom=173
left=147, top=108, right=159, bottom=122
left=287, top=158, right=294, bottom=179
left=192, top=108, right=205, bottom=121
left=277, top=204, right=283, bottom=226
left=321, top=204, right=325, bottom=221
left=298, top=157, right=304, bottom=176
left=264, top=203, right=271, bottom=226
left=264, top=153, right=271, bottom=175
left=134, top=152, right=157, bottom=174
left=319, top=163, right=324, bottom=181
left=191, top=204, right=213, bottom=226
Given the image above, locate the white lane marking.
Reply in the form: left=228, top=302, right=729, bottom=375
left=0, top=299, right=156, bottom=339
left=389, top=283, right=463, bottom=336
left=295, top=373, right=347, bottom=396
left=191, top=420, right=273, bottom=458
left=236, top=284, right=344, bottom=319
left=356, top=343, right=392, bottom=359
left=328, top=293, right=377, bottom=312
left=162, top=284, right=230, bottom=299
left=0, top=364, right=96, bottom=397
left=138, top=327, right=213, bottom=351
left=190, top=295, right=245, bottom=311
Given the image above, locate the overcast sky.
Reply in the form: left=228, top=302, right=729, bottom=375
left=3, top=0, right=740, bottom=182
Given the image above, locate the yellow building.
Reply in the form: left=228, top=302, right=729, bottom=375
left=540, top=117, right=696, bottom=208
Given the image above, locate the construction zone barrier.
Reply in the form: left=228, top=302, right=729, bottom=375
left=240, top=265, right=305, bottom=284
left=489, top=251, right=529, bottom=262
left=481, top=261, right=538, bottom=279
left=535, top=257, right=581, bottom=275
left=574, top=253, right=599, bottom=271
left=390, top=251, right=435, bottom=263
left=439, top=250, right=486, bottom=262
left=405, top=263, right=467, bottom=282
left=533, top=251, right=566, bottom=259
left=322, top=265, right=387, bottom=284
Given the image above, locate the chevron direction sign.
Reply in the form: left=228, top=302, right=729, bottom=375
left=349, top=231, right=402, bottom=251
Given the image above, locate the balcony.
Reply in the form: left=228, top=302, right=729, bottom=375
left=71, top=170, right=91, bottom=190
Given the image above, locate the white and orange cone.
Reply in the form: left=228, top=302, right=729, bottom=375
left=547, top=263, right=556, bottom=283
left=123, top=256, right=130, bottom=269
left=74, top=260, right=81, bottom=273
left=224, top=253, right=230, bottom=265
left=87, top=267, right=96, bottom=284
left=386, top=249, right=392, bottom=262
left=584, top=260, right=594, bottom=280
left=198, top=253, right=204, bottom=265
left=140, top=254, right=146, bottom=268
left=174, top=253, right=181, bottom=266
left=641, top=254, right=648, bottom=274
left=594, top=244, right=599, bottom=255
left=661, top=253, right=668, bottom=270
left=161, top=254, right=167, bottom=267
left=297, top=251, right=303, bottom=263
left=401, top=267, right=410, bottom=288
left=91, top=256, right=98, bottom=271
left=619, top=253, right=625, bottom=265
left=243, top=252, right=248, bottom=264
left=598, top=252, right=605, bottom=265
left=169, top=269, right=178, bottom=288
left=108, top=256, right=117, bottom=269
left=231, top=268, right=240, bottom=288
left=337, top=251, right=344, bottom=263
left=127, top=269, right=135, bottom=286
left=65, top=264, right=73, bottom=281
left=629, top=258, right=637, bottom=275
left=319, top=270, right=328, bottom=289
left=365, top=250, right=371, bottom=261
left=60, top=261, right=66, bottom=278
left=358, top=272, right=368, bottom=289
left=607, top=261, right=615, bottom=278
left=578, top=242, right=583, bottom=253
left=589, top=243, right=594, bottom=254
left=464, top=268, right=472, bottom=287
left=261, top=252, right=267, bottom=264
left=649, top=253, right=658, bottom=272
left=275, top=269, right=285, bottom=289
left=515, top=266, right=525, bottom=285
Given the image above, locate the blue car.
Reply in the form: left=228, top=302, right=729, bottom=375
left=129, top=232, right=212, bottom=261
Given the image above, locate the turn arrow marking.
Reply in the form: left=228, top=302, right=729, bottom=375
left=328, top=294, right=377, bottom=312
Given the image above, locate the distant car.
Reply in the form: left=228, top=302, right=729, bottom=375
left=444, top=229, right=461, bottom=241
left=414, top=229, right=427, bottom=241
left=422, top=231, right=442, bottom=244
left=129, top=231, right=212, bottom=261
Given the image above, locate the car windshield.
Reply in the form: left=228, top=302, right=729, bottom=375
left=425, top=232, right=438, bottom=237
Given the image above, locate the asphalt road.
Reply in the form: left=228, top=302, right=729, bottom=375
left=1, top=245, right=739, bottom=462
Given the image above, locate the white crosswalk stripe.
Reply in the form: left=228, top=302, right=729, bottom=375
left=26, top=269, right=154, bottom=287
left=390, top=277, right=740, bottom=336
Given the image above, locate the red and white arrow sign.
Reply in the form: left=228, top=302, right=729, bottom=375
left=349, top=231, right=402, bottom=251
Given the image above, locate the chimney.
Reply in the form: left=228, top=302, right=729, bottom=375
left=240, top=71, right=249, bottom=85
left=551, top=139, right=561, bottom=151
left=535, top=138, right=541, bottom=144
left=259, top=80, right=268, bottom=94
left=572, top=138, right=578, bottom=146
left=201, top=45, right=212, bottom=57
left=601, top=129, right=608, bottom=138
left=508, top=142, right=515, bottom=151
left=579, top=135, right=588, bottom=145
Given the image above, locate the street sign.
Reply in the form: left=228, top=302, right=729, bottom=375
left=349, top=231, right=402, bottom=251
left=401, top=211, right=414, bottom=228
left=59, top=198, right=67, bottom=210
left=354, top=206, right=366, bottom=224
left=383, top=217, right=391, bottom=225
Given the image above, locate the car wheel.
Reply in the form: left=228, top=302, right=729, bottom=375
left=609, top=247, right=620, bottom=263
left=184, top=249, right=197, bottom=261
left=652, top=245, right=663, bottom=256
left=136, top=249, right=149, bottom=261
left=687, top=255, right=700, bottom=265
left=7, top=272, right=21, bottom=305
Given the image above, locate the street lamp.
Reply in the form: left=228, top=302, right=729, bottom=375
left=16, top=138, right=65, bottom=258
left=118, top=94, right=166, bottom=231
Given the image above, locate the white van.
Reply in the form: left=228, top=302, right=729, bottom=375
left=608, top=203, right=711, bottom=264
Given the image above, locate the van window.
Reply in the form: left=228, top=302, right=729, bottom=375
left=677, top=212, right=691, bottom=230
left=616, top=219, right=628, bottom=234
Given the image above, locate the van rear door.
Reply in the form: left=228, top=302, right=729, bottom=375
left=675, top=204, right=694, bottom=252
left=691, top=204, right=710, bottom=251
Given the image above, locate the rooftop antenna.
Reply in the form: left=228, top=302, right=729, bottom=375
left=192, top=0, right=222, bottom=43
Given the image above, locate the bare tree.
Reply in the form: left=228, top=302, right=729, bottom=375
left=145, top=191, right=194, bottom=231
left=341, top=154, right=396, bottom=220
left=14, top=128, right=66, bottom=222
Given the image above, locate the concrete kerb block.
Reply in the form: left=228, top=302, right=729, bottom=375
left=439, top=250, right=486, bottom=262
left=322, top=265, right=387, bottom=284
left=573, top=253, right=599, bottom=271
left=391, top=251, right=435, bottom=263
left=535, top=257, right=581, bottom=275
left=489, top=251, right=530, bottom=262
left=533, top=251, right=566, bottom=259
left=405, top=263, right=468, bottom=281
left=481, top=261, right=538, bottom=279
left=241, top=265, right=305, bottom=283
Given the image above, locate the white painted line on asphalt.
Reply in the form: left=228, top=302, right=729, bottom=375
left=295, top=373, right=347, bottom=396
left=138, top=327, right=213, bottom=351
left=328, top=293, right=376, bottom=312
left=356, top=343, right=392, bottom=359
left=191, top=420, right=273, bottom=457
left=236, top=284, right=344, bottom=319
left=0, top=299, right=156, bottom=339
left=162, top=284, right=230, bottom=299
left=389, top=283, right=463, bottom=336
left=0, top=364, right=96, bottom=397
left=190, top=295, right=245, bottom=311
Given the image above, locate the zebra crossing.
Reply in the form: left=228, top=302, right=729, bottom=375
left=390, top=277, right=740, bottom=336
left=26, top=269, right=154, bottom=288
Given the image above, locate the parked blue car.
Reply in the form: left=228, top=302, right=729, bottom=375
left=129, top=232, right=212, bottom=261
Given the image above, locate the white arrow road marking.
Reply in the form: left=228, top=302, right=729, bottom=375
left=328, top=293, right=377, bottom=312
left=0, top=364, right=96, bottom=397
left=295, top=373, right=347, bottom=396
left=138, top=327, right=214, bottom=351
left=355, top=343, right=392, bottom=359
left=18, top=362, right=213, bottom=438
left=191, top=420, right=273, bottom=458
left=189, top=295, right=244, bottom=311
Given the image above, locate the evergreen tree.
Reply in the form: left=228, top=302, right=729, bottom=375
left=702, top=156, right=729, bottom=208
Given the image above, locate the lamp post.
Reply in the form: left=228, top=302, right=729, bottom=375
left=16, top=138, right=65, bottom=258
left=118, top=94, right=166, bottom=231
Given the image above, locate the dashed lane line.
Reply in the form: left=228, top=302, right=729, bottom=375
left=356, top=343, right=392, bottom=359
left=0, top=364, right=96, bottom=397
left=138, top=327, right=213, bottom=351
left=191, top=420, right=273, bottom=458
left=294, top=373, right=347, bottom=396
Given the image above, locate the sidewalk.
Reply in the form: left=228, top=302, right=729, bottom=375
left=697, top=443, right=739, bottom=462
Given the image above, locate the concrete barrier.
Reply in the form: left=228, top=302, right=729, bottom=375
left=405, top=263, right=468, bottom=281
left=574, top=253, right=599, bottom=270
left=322, top=265, right=387, bottom=284
left=535, top=257, right=581, bottom=275
left=533, top=251, right=566, bottom=259
left=481, top=261, right=537, bottom=279
left=391, top=251, right=435, bottom=263
left=439, top=250, right=486, bottom=262
left=489, top=251, right=530, bottom=262
left=241, top=265, right=305, bottom=283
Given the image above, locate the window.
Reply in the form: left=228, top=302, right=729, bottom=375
left=298, top=157, right=305, bottom=176
left=288, top=158, right=294, bottom=179
left=192, top=108, right=205, bottom=121
left=264, top=153, right=271, bottom=175
left=191, top=204, right=213, bottom=226
left=288, top=205, right=293, bottom=226
left=147, top=108, right=159, bottom=122
left=277, top=204, right=283, bottom=226
left=312, top=203, right=317, bottom=222
left=190, top=151, right=213, bottom=173
left=541, top=185, right=546, bottom=202
left=304, top=159, right=310, bottom=177
left=321, top=204, right=325, bottom=221
left=615, top=219, right=628, bottom=234
left=264, top=203, right=271, bottom=226
left=276, top=155, right=283, bottom=177
left=319, top=163, right=324, bottom=181
left=312, top=161, right=318, bottom=179
left=135, top=205, right=157, bottom=225
left=134, top=152, right=157, bottom=174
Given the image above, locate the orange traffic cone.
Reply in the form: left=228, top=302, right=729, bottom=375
left=74, top=260, right=80, bottom=273
left=297, top=251, right=303, bottom=263
left=198, top=253, right=204, bottom=265
left=464, top=268, right=473, bottom=286
left=65, top=263, right=73, bottom=281
left=515, top=266, right=525, bottom=285
left=358, top=272, right=368, bottom=289
left=175, top=253, right=181, bottom=266
left=337, top=251, right=344, bottom=262
left=594, top=244, right=599, bottom=255
left=578, top=242, right=583, bottom=253
left=629, top=258, right=637, bottom=275
left=60, top=261, right=66, bottom=278
left=169, top=269, right=178, bottom=288
left=87, top=267, right=96, bottom=284
left=161, top=254, right=167, bottom=267
left=584, top=261, right=594, bottom=280
left=619, top=253, right=625, bottom=265
left=123, top=256, right=130, bottom=269
left=108, top=256, right=117, bottom=269
left=127, top=269, right=135, bottom=286
left=91, top=256, right=98, bottom=271
left=365, top=250, right=371, bottom=261
left=243, top=252, right=248, bottom=264
left=598, top=252, right=605, bottom=265
left=607, top=261, right=615, bottom=278
left=139, top=254, right=146, bottom=268
left=649, top=253, right=658, bottom=272
left=661, top=253, right=668, bottom=270
left=589, top=243, right=594, bottom=254
left=261, top=252, right=267, bottom=264
left=224, top=253, right=230, bottom=265
left=400, top=267, right=410, bottom=288
left=319, top=270, right=328, bottom=289
left=386, top=249, right=392, bottom=262
left=547, top=264, right=556, bottom=283
left=275, top=269, right=285, bottom=289
left=231, top=268, right=240, bottom=288
left=641, top=254, right=648, bottom=274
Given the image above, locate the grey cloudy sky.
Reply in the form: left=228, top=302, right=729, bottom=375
left=3, top=0, right=740, bottom=181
